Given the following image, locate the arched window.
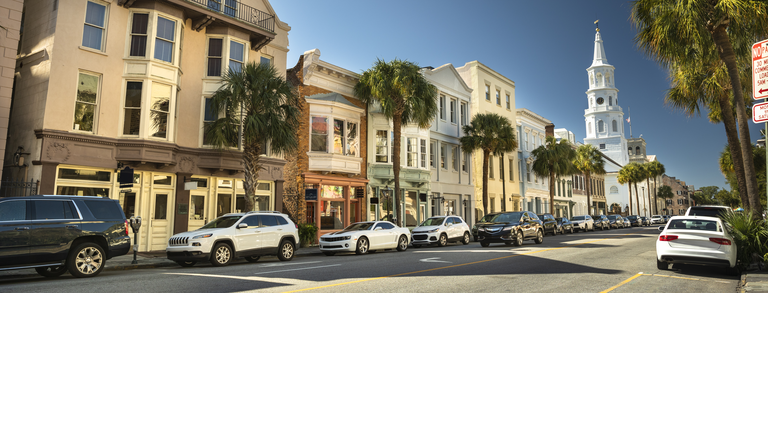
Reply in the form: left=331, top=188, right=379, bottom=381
left=598, top=120, right=604, bottom=133
left=597, top=73, right=602, bottom=86
left=612, top=120, right=617, bottom=132
left=628, top=148, right=633, bottom=155
left=609, top=96, right=612, bottom=106
left=588, top=123, right=592, bottom=135
left=610, top=185, right=618, bottom=194
left=607, top=74, right=611, bottom=84
left=635, top=146, right=641, bottom=155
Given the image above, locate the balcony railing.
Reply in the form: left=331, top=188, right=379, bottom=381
left=187, top=0, right=275, bottom=33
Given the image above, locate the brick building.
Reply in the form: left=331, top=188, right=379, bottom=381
left=662, top=174, right=691, bottom=215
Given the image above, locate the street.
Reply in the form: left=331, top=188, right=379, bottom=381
left=0, top=226, right=739, bottom=293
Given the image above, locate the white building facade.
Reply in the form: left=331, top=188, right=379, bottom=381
left=516, top=108, right=551, bottom=214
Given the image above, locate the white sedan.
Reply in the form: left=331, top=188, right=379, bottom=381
left=319, top=221, right=411, bottom=256
left=411, top=215, right=471, bottom=247
left=655, top=216, right=738, bottom=275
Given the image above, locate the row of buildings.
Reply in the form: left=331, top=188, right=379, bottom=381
left=0, top=0, right=694, bottom=251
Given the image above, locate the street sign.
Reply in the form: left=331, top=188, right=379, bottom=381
left=754, top=101, right=768, bottom=123
left=753, top=39, right=768, bottom=100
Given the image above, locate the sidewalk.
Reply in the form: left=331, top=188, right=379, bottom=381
left=2, top=246, right=324, bottom=279
left=739, top=268, right=768, bottom=293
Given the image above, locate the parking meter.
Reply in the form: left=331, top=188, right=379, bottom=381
left=129, top=216, right=142, bottom=264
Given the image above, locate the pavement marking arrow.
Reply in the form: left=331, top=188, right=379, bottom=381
left=420, top=257, right=451, bottom=264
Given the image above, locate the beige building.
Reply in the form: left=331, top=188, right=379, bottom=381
left=456, top=61, right=520, bottom=219
left=0, top=0, right=22, bottom=189
left=3, top=0, right=290, bottom=251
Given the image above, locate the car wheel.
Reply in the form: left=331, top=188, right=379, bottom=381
left=656, top=259, right=669, bottom=270
left=322, top=251, right=336, bottom=256
left=68, top=242, right=105, bottom=278
left=244, top=256, right=260, bottom=263
left=515, top=230, right=524, bottom=246
left=178, top=261, right=197, bottom=267
left=355, top=237, right=369, bottom=255
left=35, top=265, right=68, bottom=278
left=210, top=243, right=234, bottom=267
left=396, top=235, right=409, bottom=252
left=438, top=233, right=448, bottom=247
left=480, top=241, right=490, bottom=248
left=462, top=232, right=470, bottom=245
left=552, top=226, right=557, bottom=236
left=534, top=229, right=544, bottom=244
left=278, top=240, right=295, bottom=261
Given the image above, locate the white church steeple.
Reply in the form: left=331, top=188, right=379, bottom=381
left=583, top=28, right=628, bottom=165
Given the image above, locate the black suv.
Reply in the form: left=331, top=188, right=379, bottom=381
left=475, top=211, right=544, bottom=247
left=0, top=195, right=131, bottom=278
left=537, top=213, right=558, bottom=236
left=592, top=215, right=611, bottom=230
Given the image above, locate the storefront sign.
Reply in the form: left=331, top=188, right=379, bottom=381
left=118, top=166, right=134, bottom=188
left=305, top=188, right=318, bottom=201
left=178, top=203, right=188, bottom=215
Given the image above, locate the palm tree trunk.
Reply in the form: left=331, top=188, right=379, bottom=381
left=717, top=92, right=750, bottom=209
left=712, top=26, right=762, bottom=214
left=653, top=178, right=658, bottom=215
left=482, top=149, right=490, bottom=215
left=634, top=182, right=640, bottom=215
left=549, top=172, right=556, bottom=214
left=243, top=141, right=262, bottom=211
left=585, top=172, right=592, bottom=215
left=646, top=177, right=652, bottom=217
left=628, top=183, right=633, bottom=215
left=392, top=113, right=403, bottom=226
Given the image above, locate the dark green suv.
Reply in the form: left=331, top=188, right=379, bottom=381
left=0, top=196, right=131, bottom=278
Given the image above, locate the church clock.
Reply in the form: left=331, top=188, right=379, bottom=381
left=596, top=97, right=604, bottom=105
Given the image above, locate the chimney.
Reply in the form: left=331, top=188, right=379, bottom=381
left=545, top=123, right=555, bottom=137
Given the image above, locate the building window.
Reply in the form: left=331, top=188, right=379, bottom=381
left=407, top=138, right=418, bottom=167
left=333, top=119, right=345, bottom=154
left=463, top=152, right=470, bottom=173
left=450, top=98, right=456, bottom=124
left=376, top=130, right=388, bottom=163
left=430, top=140, right=437, bottom=168
left=312, top=117, right=329, bottom=152
left=74, top=72, right=100, bottom=132
left=490, top=197, right=496, bottom=212
left=441, top=144, right=447, bottom=169
left=485, top=85, right=491, bottom=101
left=460, top=102, right=467, bottom=126
left=629, top=148, right=633, bottom=155
left=588, top=123, right=592, bottom=135
left=150, top=82, right=171, bottom=138
left=636, top=146, right=641, bottom=155
left=82, top=1, right=107, bottom=51
left=505, top=93, right=511, bottom=110
left=598, top=120, right=604, bottom=133
left=420, top=139, right=427, bottom=169
left=489, top=157, right=494, bottom=179
left=453, top=146, right=459, bottom=171
left=260, top=56, right=272, bottom=67
left=609, top=96, right=613, bottom=105
left=439, top=95, right=446, bottom=120
left=508, top=159, right=514, bottom=180
left=612, top=120, right=617, bottom=132
left=203, top=97, right=216, bottom=143
left=207, top=38, right=223, bottom=76
left=599, top=143, right=605, bottom=149
left=229, top=40, right=244, bottom=73
left=495, top=89, right=501, bottom=105
left=123, top=81, right=143, bottom=135
left=129, top=13, right=148, bottom=57
left=526, top=162, right=531, bottom=182
left=154, top=16, right=176, bottom=63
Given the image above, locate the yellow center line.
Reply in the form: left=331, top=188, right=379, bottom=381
left=601, top=273, right=644, bottom=293
left=283, top=233, right=635, bottom=293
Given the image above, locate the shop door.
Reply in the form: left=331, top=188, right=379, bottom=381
left=189, top=193, right=207, bottom=231
left=149, top=193, right=172, bottom=251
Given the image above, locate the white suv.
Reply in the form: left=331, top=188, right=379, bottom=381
left=411, top=216, right=471, bottom=247
left=166, top=211, right=299, bottom=267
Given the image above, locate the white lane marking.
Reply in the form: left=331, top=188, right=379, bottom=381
left=260, top=260, right=323, bottom=267
left=420, top=257, right=451, bottom=263
left=252, top=264, right=341, bottom=275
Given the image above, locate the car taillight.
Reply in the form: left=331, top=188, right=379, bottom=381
left=709, top=237, right=732, bottom=245
left=125, top=220, right=129, bottom=236
left=659, top=235, right=678, bottom=241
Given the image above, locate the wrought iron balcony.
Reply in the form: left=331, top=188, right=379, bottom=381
left=185, top=0, right=275, bottom=33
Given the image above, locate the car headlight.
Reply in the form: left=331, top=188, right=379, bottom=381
left=426, top=228, right=439, bottom=233
left=192, top=233, right=213, bottom=239
left=341, top=235, right=351, bottom=240
left=502, top=226, right=513, bottom=231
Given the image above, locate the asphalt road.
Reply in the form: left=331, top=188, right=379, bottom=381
left=0, top=225, right=740, bottom=293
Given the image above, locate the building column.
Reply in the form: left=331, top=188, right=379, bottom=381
left=174, top=173, right=190, bottom=235
left=37, top=161, right=59, bottom=194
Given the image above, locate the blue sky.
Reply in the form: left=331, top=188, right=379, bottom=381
left=274, top=0, right=766, bottom=190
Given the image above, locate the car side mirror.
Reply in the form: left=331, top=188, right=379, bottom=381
left=238, top=223, right=248, bottom=229
left=375, top=227, right=383, bottom=231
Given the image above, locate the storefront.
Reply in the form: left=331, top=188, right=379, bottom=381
left=303, top=173, right=368, bottom=236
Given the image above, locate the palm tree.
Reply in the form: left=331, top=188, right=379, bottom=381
left=644, top=160, right=665, bottom=215
left=617, top=165, right=634, bottom=214
left=631, top=0, right=768, bottom=214
left=531, top=136, right=577, bottom=214
left=355, top=59, right=438, bottom=227
left=657, top=185, right=674, bottom=214
left=206, top=62, right=301, bottom=211
left=573, top=144, right=605, bottom=216
left=626, top=162, right=645, bottom=215
left=459, top=113, right=518, bottom=216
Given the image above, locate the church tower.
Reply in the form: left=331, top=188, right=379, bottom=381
left=583, top=28, right=628, bottom=166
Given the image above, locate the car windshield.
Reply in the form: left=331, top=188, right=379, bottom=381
left=608, top=215, right=619, bottom=220
left=341, top=222, right=375, bottom=232
left=200, top=215, right=241, bottom=229
left=572, top=216, right=585, bottom=221
left=420, top=217, right=445, bottom=227
left=483, top=212, right=523, bottom=223
left=555, top=218, right=567, bottom=223
left=688, top=207, right=731, bottom=218
left=667, top=219, right=721, bottom=232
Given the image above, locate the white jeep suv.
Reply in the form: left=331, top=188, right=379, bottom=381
left=166, top=211, right=299, bottom=267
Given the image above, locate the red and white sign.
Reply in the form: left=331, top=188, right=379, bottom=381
left=754, top=101, right=768, bottom=123
left=753, top=39, right=768, bottom=100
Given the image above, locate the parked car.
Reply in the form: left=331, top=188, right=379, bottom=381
left=0, top=195, right=131, bottom=278
left=472, top=213, right=498, bottom=242
left=627, top=215, right=643, bottom=227
left=555, top=217, right=574, bottom=234
left=167, top=211, right=299, bottom=266
left=592, top=215, right=611, bottom=230
left=475, top=211, right=544, bottom=247
left=685, top=205, right=732, bottom=220
left=651, top=215, right=664, bottom=224
left=606, top=214, right=623, bottom=229
left=319, top=220, right=410, bottom=255
left=411, top=216, right=470, bottom=247
left=656, top=215, right=738, bottom=275
left=641, top=216, right=651, bottom=226
left=571, top=215, right=594, bottom=232
left=537, top=213, right=558, bottom=236
left=662, top=215, right=671, bottom=223
left=622, top=217, right=631, bottom=227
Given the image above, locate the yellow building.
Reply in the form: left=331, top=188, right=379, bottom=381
left=3, top=0, right=290, bottom=251
left=456, top=61, right=520, bottom=219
